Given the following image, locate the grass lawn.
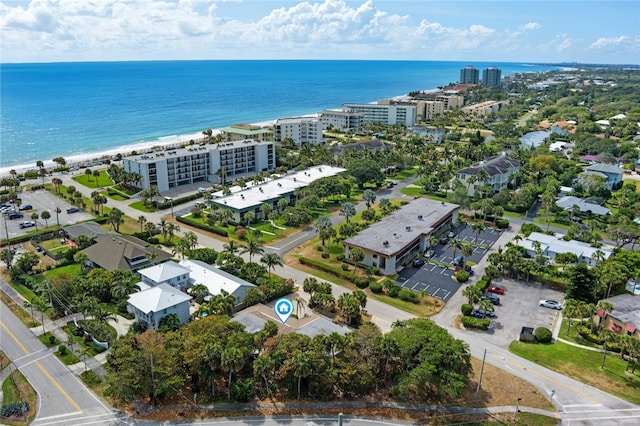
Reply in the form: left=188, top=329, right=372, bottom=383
left=43, top=263, right=82, bottom=280
left=38, top=332, right=60, bottom=348
left=49, top=245, right=70, bottom=256
left=102, top=189, right=128, bottom=201
left=129, top=200, right=157, bottom=213
left=502, top=210, right=526, bottom=219
left=1, top=370, right=38, bottom=425
left=0, top=292, right=40, bottom=328
left=533, top=216, right=571, bottom=230
left=509, top=340, right=640, bottom=404
left=391, top=167, right=418, bottom=180
left=72, top=170, right=113, bottom=188
left=401, top=186, right=424, bottom=196
left=558, top=319, right=602, bottom=349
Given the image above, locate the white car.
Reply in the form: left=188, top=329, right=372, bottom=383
left=19, top=221, right=36, bottom=229
left=539, top=300, right=562, bottom=310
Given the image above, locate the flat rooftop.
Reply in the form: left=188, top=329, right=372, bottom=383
left=124, top=139, right=271, bottom=163
left=211, top=165, right=346, bottom=210
left=343, top=198, right=460, bottom=256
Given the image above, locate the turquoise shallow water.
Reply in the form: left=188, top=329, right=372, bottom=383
left=0, top=60, right=554, bottom=171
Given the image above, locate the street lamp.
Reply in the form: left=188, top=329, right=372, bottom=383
left=164, top=197, right=174, bottom=217
left=515, top=397, right=522, bottom=422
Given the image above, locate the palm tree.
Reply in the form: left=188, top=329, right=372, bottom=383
left=30, top=297, right=48, bottom=335
left=471, top=222, right=485, bottom=243
left=54, top=207, right=61, bottom=226
left=189, top=283, right=209, bottom=304
left=600, top=329, right=618, bottom=369
left=221, top=346, right=246, bottom=400
left=291, top=349, right=312, bottom=400
left=93, top=170, right=101, bottom=187
left=166, top=222, right=180, bottom=242
left=260, top=253, right=283, bottom=277
left=183, top=231, right=198, bottom=251
left=144, top=221, right=157, bottom=237
left=241, top=239, right=264, bottom=264
left=223, top=240, right=240, bottom=255
left=138, top=215, right=147, bottom=233
left=159, top=219, right=168, bottom=241
left=31, top=212, right=39, bottom=230
left=40, top=211, right=51, bottom=227
left=362, top=189, right=376, bottom=209
left=253, top=355, right=275, bottom=393
left=52, top=177, right=62, bottom=193
left=340, top=202, right=356, bottom=223
left=462, top=286, right=482, bottom=305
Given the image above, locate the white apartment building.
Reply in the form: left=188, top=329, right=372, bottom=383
left=273, top=117, right=325, bottom=146
left=341, top=101, right=417, bottom=127
left=415, top=101, right=445, bottom=121
left=123, top=139, right=275, bottom=192
left=462, top=100, right=510, bottom=117
left=319, top=109, right=363, bottom=131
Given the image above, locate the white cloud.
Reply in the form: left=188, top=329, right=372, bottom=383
left=520, top=22, right=541, bottom=31
left=589, top=35, right=634, bottom=49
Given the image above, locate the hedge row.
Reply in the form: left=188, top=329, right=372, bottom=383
left=461, top=316, right=491, bottom=330
left=156, top=193, right=202, bottom=209
left=298, top=256, right=369, bottom=287
left=176, top=216, right=228, bottom=237
left=475, top=275, right=492, bottom=292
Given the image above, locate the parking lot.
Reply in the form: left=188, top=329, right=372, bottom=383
left=396, top=226, right=503, bottom=302
left=471, top=277, right=565, bottom=347
left=2, top=190, right=92, bottom=239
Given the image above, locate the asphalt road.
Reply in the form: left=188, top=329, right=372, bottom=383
left=0, top=296, right=120, bottom=426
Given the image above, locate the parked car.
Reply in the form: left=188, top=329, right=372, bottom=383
left=412, top=258, right=425, bottom=267
left=480, top=307, right=496, bottom=317
left=571, top=216, right=582, bottom=223
left=66, top=207, right=81, bottom=214
left=8, top=212, right=23, bottom=220
left=386, top=182, right=394, bottom=188
left=19, top=221, right=35, bottom=229
left=448, top=231, right=456, bottom=239
left=539, top=300, right=563, bottom=310
left=453, top=254, right=464, bottom=266
left=471, top=310, right=484, bottom=318
left=19, top=204, right=33, bottom=211
left=481, top=294, right=501, bottom=305
left=487, top=285, right=505, bottom=295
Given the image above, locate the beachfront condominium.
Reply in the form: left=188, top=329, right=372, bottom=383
left=221, top=124, right=272, bottom=142
left=341, top=100, right=417, bottom=127
left=273, top=117, right=325, bottom=146
left=123, top=139, right=275, bottom=192
left=459, top=66, right=479, bottom=84
left=319, top=109, right=363, bottom=131
left=482, top=67, right=502, bottom=87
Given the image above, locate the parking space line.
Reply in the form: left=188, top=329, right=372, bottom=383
left=429, top=264, right=438, bottom=272
left=441, top=290, right=451, bottom=300
left=411, top=281, right=421, bottom=290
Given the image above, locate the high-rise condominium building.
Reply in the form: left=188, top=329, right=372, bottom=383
left=459, top=66, right=479, bottom=84
left=482, top=67, right=502, bottom=87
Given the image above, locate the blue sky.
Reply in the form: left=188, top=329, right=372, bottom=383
left=1, top=0, right=638, bottom=64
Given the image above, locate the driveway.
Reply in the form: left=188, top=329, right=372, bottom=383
left=469, top=277, right=564, bottom=347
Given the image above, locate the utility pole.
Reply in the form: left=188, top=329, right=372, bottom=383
left=515, top=397, right=522, bottom=422
left=473, top=348, right=487, bottom=407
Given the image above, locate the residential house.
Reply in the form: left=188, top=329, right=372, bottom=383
left=556, top=196, right=610, bottom=216
left=455, top=153, right=521, bottom=197
left=138, top=261, right=191, bottom=291
left=520, top=232, right=612, bottom=267
left=82, top=234, right=172, bottom=272
left=342, top=198, right=459, bottom=275
left=178, top=259, right=256, bottom=306
left=127, top=283, right=192, bottom=329
left=582, top=163, right=624, bottom=190
left=593, top=294, right=640, bottom=339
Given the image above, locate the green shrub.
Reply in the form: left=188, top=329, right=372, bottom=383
left=398, top=289, right=420, bottom=303
left=341, top=264, right=350, bottom=271
left=461, top=303, right=473, bottom=316
left=355, top=277, right=369, bottom=289
left=58, top=344, right=67, bottom=355
left=369, top=281, right=383, bottom=293
left=455, top=270, right=470, bottom=282
left=534, top=327, right=553, bottom=343
left=578, top=326, right=604, bottom=344
left=336, top=254, right=345, bottom=261
left=475, top=275, right=491, bottom=292
left=461, top=316, right=490, bottom=330
left=388, top=284, right=400, bottom=297
left=495, top=218, right=510, bottom=229
left=176, top=216, right=228, bottom=237
left=298, top=256, right=360, bottom=282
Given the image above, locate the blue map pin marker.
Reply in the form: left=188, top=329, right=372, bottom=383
left=274, top=298, right=294, bottom=324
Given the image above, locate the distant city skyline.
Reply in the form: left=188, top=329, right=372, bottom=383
left=1, top=0, right=638, bottom=64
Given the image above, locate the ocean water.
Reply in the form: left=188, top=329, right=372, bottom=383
left=0, top=60, right=554, bottom=173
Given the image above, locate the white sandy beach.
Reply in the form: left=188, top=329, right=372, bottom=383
left=0, top=120, right=277, bottom=177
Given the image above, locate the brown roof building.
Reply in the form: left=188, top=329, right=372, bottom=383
left=83, top=234, right=172, bottom=272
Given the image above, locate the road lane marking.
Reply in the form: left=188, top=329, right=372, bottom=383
left=1, top=320, right=82, bottom=413
left=490, top=353, right=601, bottom=404
left=18, top=352, right=53, bottom=368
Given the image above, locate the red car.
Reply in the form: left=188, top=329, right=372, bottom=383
left=487, top=286, right=505, bottom=295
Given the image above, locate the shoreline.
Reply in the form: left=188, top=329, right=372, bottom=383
left=0, top=120, right=276, bottom=177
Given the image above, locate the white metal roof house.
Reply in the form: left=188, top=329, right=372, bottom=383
left=138, top=261, right=191, bottom=290
left=178, top=259, right=256, bottom=306
left=127, top=283, right=192, bottom=329
left=521, top=232, right=612, bottom=267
